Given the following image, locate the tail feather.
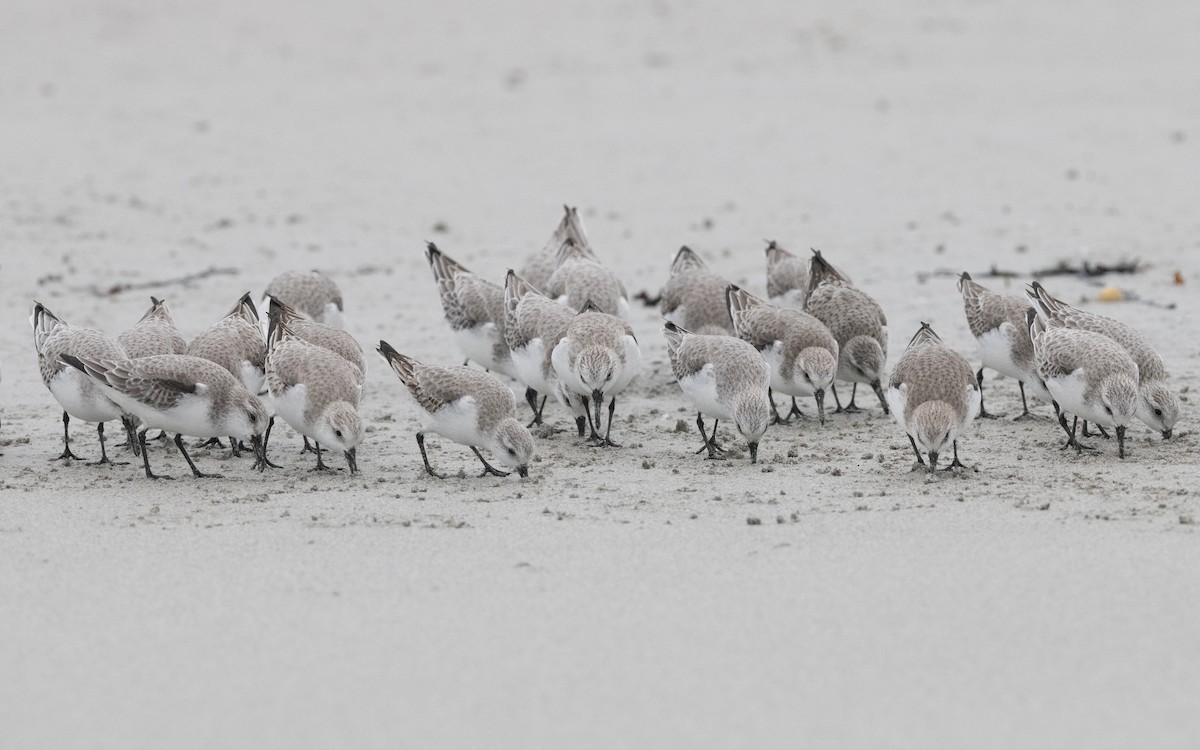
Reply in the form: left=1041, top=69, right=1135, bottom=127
left=554, top=237, right=591, bottom=267
left=426, top=242, right=469, bottom=282
left=1027, top=281, right=1067, bottom=320
left=265, top=297, right=301, bottom=352
left=662, top=319, right=687, bottom=358
left=669, top=246, right=706, bottom=276
left=907, top=322, right=942, bottom=348
left=228, top=292, right=259, bottom=324
left=807, top=248, right=851, bottom=293
left=30, top=302, right=65, bottom=353
left=725, top=284, right=764, bottom=326
left=138, top=297, right=171, bottom=324
left=376, top=339, right=416, bottom=384
left=565, top=205, right=590, bottom=249
left=957, top=271, right=986, bottom=303
left=764, top=240, right=792, bottom=271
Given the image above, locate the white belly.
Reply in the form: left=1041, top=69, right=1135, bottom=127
left=454, top=324, right=511, bottom=376
left=1046, top=370, right=1108, bottom=425
left=424, top=397, right=484, bottom=447
left=272, top=384, right=315, bottom=439
left=510, top=340, right=553, bottom=393
left=48, top=370, right=123, bottom=423
left=678, top=365, right=732, bottom=420
left=977, top=326, right=1025, bottom=382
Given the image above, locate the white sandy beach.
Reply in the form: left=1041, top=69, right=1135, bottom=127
left=2, top=0, right=1199, bottom=747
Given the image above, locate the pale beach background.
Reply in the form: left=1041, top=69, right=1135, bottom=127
left=2, top=0, right=1199, bottom=747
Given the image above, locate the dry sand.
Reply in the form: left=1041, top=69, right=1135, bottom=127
left=2, top=0, right=1199, bottom=747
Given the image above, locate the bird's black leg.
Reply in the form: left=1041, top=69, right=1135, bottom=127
left=311, top=441, right=331, bottom=471
left=52, top=411, right=83, bottom=461
left=139, top=429, right=173, bottom=480
left=907, top=434, right=926, bottom=468
left=977, top=368, right=1000, bottom=419
left=470, top=446, right=510, bottom=477
left=254, top=416, right=283, bottom=470
left=87, top=422, right=127, bottom=466
left=787, top=397, right=806, bottom=421
left=694, top=413, right=726, bottom=459
left=1058, top=413, right=1094, bottom=454
left=416, top=432, right=445, bottom=479
left=598, top=395, right=621, bottom=448
left=1012, top=382, right=1035, bottom=421
left=525, top=387, right=543, bottom=427
left=175, top=434, right=222, bottom=478
left=942, top=440, right=969, bottom=471
left=768, top=388, right=789, bottom=425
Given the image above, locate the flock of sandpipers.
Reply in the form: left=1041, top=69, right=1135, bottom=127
left=26, top=206, right=1181, bottom=480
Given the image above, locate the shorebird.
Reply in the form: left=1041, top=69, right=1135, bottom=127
left=31, top=302, right=129, bottom=465
left=263, top=270, right=344, bottom=328
left=727, top=285, right=838, bottom=425
left=660, top=246, right=735, bottom=336
left=117, top=297, right=187, bottom=358
left=61, top=354, right=269, bottom=479
left=803, top=249, right=889, bottom=414
left=519, top=204, right=592, bottom=290
left=1027, top=307, right=1140, bottom=459
left=886, top=322, right=981, bottom=471
left=265, top=316, right=364, bottom=473
left=663, top=321, right=770, bottom=462
left=551, top=302, right=640, bottom=446
left=425, top=242, right=515, bottom=378
left=1028, top=281, right=1179, bottom=440
left=378, top=341, right=533, bottom=478
left=186, top=293, right=268, bottom=455
left=957, top=272, right=1050, bottom=419
left=503, top=269, right=586, bottom=431
left=544, top=238, right=631, bottom=321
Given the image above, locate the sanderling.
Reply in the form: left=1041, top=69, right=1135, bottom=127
left=551, top=302, right=640, bottom=446
left=957, top=272, right=1050, bottom=420
left=263, top=270, right=344, bottom=328
left=503, top=269, right=587, bottom=430
left=263, top=298, right=364, bottom=457
left=31, top=302, right=129, bottom=464
left=765, top=241, right=853, bottom=310
left=1028, top=281, right=1179, bottom=439
left=266, top=297, right=364, bottom=384
left=727, top=285, right=839, bottom=425
left=425, top=242, right=515, bottom=378
left=264, top=319, right=364, bottom=473
left=545, top=239, right=631, bottom=321
left=1027, top=308, right=1139, bottom=459
left=186, top=293, right=268, bottom=455
left=377, top=341, right=533, bottom=478
left=803, top=250, right=889, bottom=414
left=663, top=321, right=770, bottom=463
left=660, top=246, right=735, bottom=336
left=118, top=297, right=187, bottom=358
left=60, top=354, right=269, bottom=479
left=520, top=205, right=592, bottom=289
left=886, top=322, right=981, bottom=471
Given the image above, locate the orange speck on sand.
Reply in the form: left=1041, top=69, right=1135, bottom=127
left=1096, top=285, right=1123, bottom=302
left=1174, top=271, right=1185, bottom=285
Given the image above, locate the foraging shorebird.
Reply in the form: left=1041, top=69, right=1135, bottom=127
left=957, top=272, right=1050, bottom=419
left=1027, top=307, right=1139, bottom=459
left=378, top=341, right=533, bottom=479
left=803, top=249, right=889, bottom=414
left=663, top=321, right=770, bottom=463
left=886, top=322, right=981, bottom=471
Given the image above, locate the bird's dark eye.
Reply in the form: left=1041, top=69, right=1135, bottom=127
left=335, top=429, right=343, bottom=438
left=1104, top=407, right=1112, bottom=415
left=248, top=412, right=257, bottom=422
left=507, top=448, right=516, bottom=456
left=1154, top=408, right=1163, bottom=417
